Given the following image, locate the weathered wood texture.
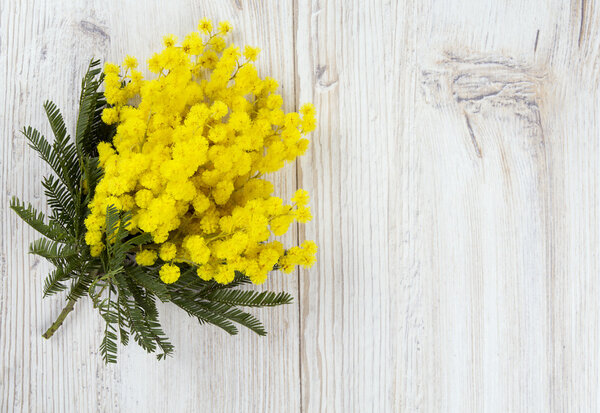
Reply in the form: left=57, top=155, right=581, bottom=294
left=1, top=0, right=599, bottom=411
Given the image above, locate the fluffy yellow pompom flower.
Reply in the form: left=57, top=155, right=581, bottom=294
left=163, top=34, right=177, bottom=47
left=123, top=55, right=138, bottom=69
left=101, top=107, right=119, bottom=125
left=159, top=242, right=177, bottom=261
left=85, top=19, right=318, bottom=285
left=183, top=235, right=211, bottom=264
left=198, top=18, right=212, bottom=34
left=243, top=45, right=260, bottom=62
left=291, top=189, right=310, bottom=207
left=159, top=264, right=181, bottom=284
left=294, top=206, right=312, bottom=223
left=136, top=249, right=157, bottom=266
left=218, top=21, right=232, bottom=34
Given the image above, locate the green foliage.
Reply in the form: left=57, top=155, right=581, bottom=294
left=42, top=267, right=70, bottom=297
left=201, top=289, right=293, bottom=307
left=10, top=59, right=294, bottom=364
left=10, top=197, right=70, bottom=242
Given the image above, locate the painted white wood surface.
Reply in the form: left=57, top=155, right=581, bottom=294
left=1, top=0, right=599, bottom=411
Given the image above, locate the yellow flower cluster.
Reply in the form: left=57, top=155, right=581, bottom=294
left=85, top=19, right=317, bottom=285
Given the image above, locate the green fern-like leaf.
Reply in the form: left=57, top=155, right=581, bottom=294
left=198, top=301, right=267, bottom=336
left=97, top=288, right=121, bottom=363
left=42, top=268, right=70, bottom=297
left=43, top=101, right=81, bottom=193
left=76, top=59, right=104, bottom=157
left=82, top=156, right=103, bottom=198
left=41, top=175, right=77, bottom=231
left=104, top=206, right=134, bottom=273
left=201, top=289, right=293, bottom=307
left=191, top=305, right=239, bottom=335
left=43, top=100, right=69, bottom=144
left=21, top=127, right=75, bottom=194
left=10, top=197, right=70, bottom=242
left=29, top=238, right=76, bottom=260
left=99, top=325, right=118, bottom=364
left=66, top=275, right=93, bottom=302
left=127, top=266, right=170, bottom=302
left=127, top=283, right=173, bottom=359
left=117, top=276, right=173, bottom=358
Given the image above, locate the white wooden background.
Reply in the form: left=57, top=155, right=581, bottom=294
left=1, top=0, right=600, bottom=411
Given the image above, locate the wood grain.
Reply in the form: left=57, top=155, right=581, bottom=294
left=2, top=0, right=600, bottom=411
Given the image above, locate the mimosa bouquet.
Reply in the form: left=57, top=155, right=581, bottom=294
left=11, top=18, right=317, bottom=363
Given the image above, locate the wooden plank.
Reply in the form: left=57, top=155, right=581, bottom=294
left=0, top=1, right=300, bottom=411
left=413, top=1, right=600, bottom=411
left=295, top=1, right=416, bottom=410
left=1, top=2, right=121, bottom=411
left=296, top=0, right=600, bottom=411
